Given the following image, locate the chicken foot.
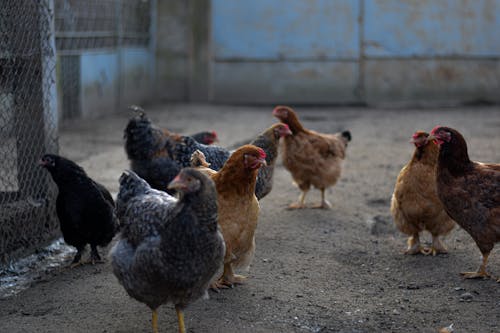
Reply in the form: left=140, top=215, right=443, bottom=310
left=217, top=263, right=247, bottom=288
left=288, top=190, right=308, bottom=209
left=461, top=253, right=491, bottom=279
left=404, top=235, right=428, bottom=255
left=90, top=244, right=104, bottom=264
left=310, top=188, right=332, bottom=209
left=423, top=235, right=448, bottom=256
left=69, top=246, right=86, bottom=268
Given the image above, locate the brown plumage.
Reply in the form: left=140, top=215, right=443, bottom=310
left=273, top=105, right=351, bottom=209
left=390, top=131, right=455, bottom=255
left=430, top=126, right=500, bottom=280
left=193, top=145, right=266, bottom=288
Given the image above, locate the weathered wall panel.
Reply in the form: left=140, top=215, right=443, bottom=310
left=365, top=59, right=500, bottom=104
left=213, top=61, right=359, bottom=104
left=120, top=48, right=152, bottom=107
left=364, top=0, right=500, bottom=57
left=158, top=0, right=500, bottom=105
left=80, top=53, right=119, bottom=118
left=155, top=0, right=189, bottom=101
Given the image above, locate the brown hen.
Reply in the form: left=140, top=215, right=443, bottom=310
left=193, top=145, right=266, bottom=288
left=273, top=105, right=351, bottom=209
left=390, top=131, right=455, bottom=255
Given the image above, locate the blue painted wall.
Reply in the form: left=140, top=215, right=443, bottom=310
left=213, top=0, right=359, bottom=60
left=210, top=0, right=500, bottom=105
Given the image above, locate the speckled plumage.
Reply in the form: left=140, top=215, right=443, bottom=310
left=249, top=123, right=291, bottom=200
left=171, top=135, right=231, bottom=171
left=111, top=169, right=224, bottom=312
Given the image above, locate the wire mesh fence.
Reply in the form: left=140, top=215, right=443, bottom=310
left=0, top=0, right=59, bottom=263
left=0, top=0, right=153, bottom=264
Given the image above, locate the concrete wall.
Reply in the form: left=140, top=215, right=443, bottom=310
left=159, top=0, right=500, bottom=106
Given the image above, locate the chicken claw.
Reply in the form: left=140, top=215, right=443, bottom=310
left=287, top=202, right=306, bottom=209
left=404, top=236, right=428, bottom=255
left=422, top=237, right=449, bottom=256
left=461, top=254, right=491, bottom=279
left=460, top=271, right=490, bottom=279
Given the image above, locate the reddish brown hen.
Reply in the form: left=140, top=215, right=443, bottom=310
left=430, top=126, right=500, bottom=280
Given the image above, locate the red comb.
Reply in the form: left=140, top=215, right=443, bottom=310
left=258, top=148, right=266, bottom=159
left=430, top=126, right=442, bottom=135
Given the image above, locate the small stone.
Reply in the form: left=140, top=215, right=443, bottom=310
left=392, top=309, right=400, bottom=315
left=460, top=292, right=473, bottom=301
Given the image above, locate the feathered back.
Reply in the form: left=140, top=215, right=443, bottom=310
left=172, top=135, right=231, bottom=170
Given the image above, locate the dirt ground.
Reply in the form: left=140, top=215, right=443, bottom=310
left=0, top=104, right=499, bottom=333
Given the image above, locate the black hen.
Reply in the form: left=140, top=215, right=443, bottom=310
left=111, top=169, right=224, bottom=333
left=40, top=154, right=118, bottom=266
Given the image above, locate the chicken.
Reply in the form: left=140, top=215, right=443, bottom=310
left=124, top=107, right=216, bottom=192
left=429, top=126, right=500, bottom=280
left=190, top=123, right=291, bottom=200
left=39, top=154, right=118, bottom=266
left=111, top=169, right=224, bottom=333
left=192, top=145, right=266, bottom=287
left=250, top=123, right=292, bottom=200
left=272, top=105, right=351, bottom=209
left=170, top=135, right=231, bottom=171
left=191, top=130, right=219, bottom=145
left=390, top=131, right=455, bottom=255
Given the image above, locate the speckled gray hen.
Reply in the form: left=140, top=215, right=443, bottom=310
left=111, top=169, right=225, bottom=333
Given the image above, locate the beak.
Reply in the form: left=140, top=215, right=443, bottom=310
left=167, top=175, right=185, bottom=191
left=39, top=159, right=47, bottom=167
left=283, top=127, right=292, bottom=136
left=426, top=134, right=436, bottom=141
left=258, top=157, right=267, bottom=167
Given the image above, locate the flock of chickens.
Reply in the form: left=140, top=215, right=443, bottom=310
left=39, top=105, right=499, bottom=333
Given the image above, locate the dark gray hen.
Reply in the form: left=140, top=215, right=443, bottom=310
left=171, top=135, right=231, bottom=171
left=111, top=169, right=224, bottom=333
left=40, top=154, right=118, bottom=266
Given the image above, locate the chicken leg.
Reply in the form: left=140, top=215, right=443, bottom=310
left=152, top=309, right=159, bottom=333
left=90, top=244, right=104, bottom=264
left=404, top=235, right=428, bottom=255
left=175, top=305, right=186, bottom=333
left=424, top=234, right=448, bottom=256
left=69, top=246, right=85, bottom=268
left=218, top=263, right=247, bottom=287
left=288, top=190, right=308, bottom=209
left=311, top=188, right=332, bottom=209
left=461, top=253, right=491, bottom=279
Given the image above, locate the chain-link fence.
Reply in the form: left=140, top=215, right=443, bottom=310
left=0, top=0, right=59, bottom=263
left=0, top=0, right=153, bottom=264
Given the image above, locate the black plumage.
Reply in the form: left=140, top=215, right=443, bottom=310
left=40, top=154, right=118, bottom=265
left=111, top=169, right=224, bottom=333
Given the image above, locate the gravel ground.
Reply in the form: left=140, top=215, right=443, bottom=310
left=0, top=104, right=499, bottom=333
